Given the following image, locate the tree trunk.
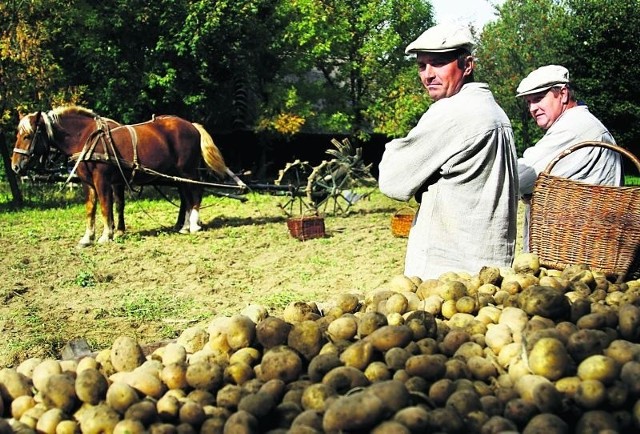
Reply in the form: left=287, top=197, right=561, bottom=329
left=0, top=130, right=23, bottom=205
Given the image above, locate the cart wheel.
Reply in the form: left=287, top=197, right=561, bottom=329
left=306, top=159, right=354, bottom=215
left=275, top=159, right=315, bottom=216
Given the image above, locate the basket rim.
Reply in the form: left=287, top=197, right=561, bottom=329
left=542, top=141, right=640, bottom=175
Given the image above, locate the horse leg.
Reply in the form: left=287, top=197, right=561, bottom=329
left=78, top=184, right=97, bottom=247
left=188, top=185, right=204, bottom=233
left=176, top=188, right=187, bottom=231
left=95, top=179, right=115, bottom=244
left=113, top=183, right=126, bottom=238
left=178, top=185, right=203, bottom=234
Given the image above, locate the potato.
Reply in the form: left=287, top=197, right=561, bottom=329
left=283, top=302, right=320, bottom=324
left=216, top=384, right=244, bottom=409
left=176, top=326, right=209, bottom=354
left=322, top=366, right=369, bottom=394
left=113, top=420, right=145, bottom=434
left=287, top=320, right=324, bottom=361
left=185, top=360, right=223, bottom=391
left=445, top=388, right=482, bottom=416
left=300, top=383, right=336, bottom=411
left=79, top=403, right=121, bottom=434
left=258, top=345, right=303, bottom=383
left=391, top=406, right=429, bottom=432
left=32, top=359, right=62, bottom=392
left=365, top=325, right=413, bottom=351
left=11, top=395, right=35, bottom=420
left=327, top=315, right=358, bottom=342
left=357, top=311, right=388, bottom=338
left=322, top=390, right=385, bottom=432
left=224, top=362, right=254, bottom=385
left=156, top=393, right=180, bottom=422
left=566, top=329, right=609, bottom=362
left=75, top=368, right=108, bottom=405
left=466, top=356, right=497, bottom=382
left=106, top=381, right=140, bottom=414
left=340, top=340, right=374, bottom=371
left=522, top=413, right=569, bottom=434
left=124, top=399, right=158, bottom=425
left=223, top=410, right=258, bottom=432
left=179, top=400, right=206, bottom=426
left=364, top=361, right=391, bottom=383
left=618, top=303, right=640, bottom=341
left=240, top=304, right=269, bottom=324
left=109, top=336, right=145, bottom=373
left=40, top=373, right=76, bottom=413
left=519, top=286, right=570, bottom=320
left=160, top=362, right=188, bottom=390
left=574, top=379, right=606, bottom=409
left=334, top=293, right=361, bottom=313
left=256, top=317, right=291, bottom=349
left=528, top=337, right=569, bottom=381
left=575, top=410, right=619, bottom=434
left=307, top=353, right=342, bottom=383
left=226, top=315, right=256, bottom=350
left=485, top=323, right=513, bottom=354
left=604, top=339, right=640, bottom=365
left=440, top=329, right=470, bottom=356
left=576, top=312, right=608, bottom=330
left=405, top=354, right=446, bottom=381
left=34, top=408, right=65, bottom=434
left=161, top=343, right=187, bottom=365
left=577, top=354, right=620, bottom=385
left=112, top=370, right=166, bottom=399
left=291, top=409, right=323, bottom=431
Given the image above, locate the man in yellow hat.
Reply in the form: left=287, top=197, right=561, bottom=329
left=516, top=65, right=623, bottom=251
left=378, top=23, right=519, bottom=280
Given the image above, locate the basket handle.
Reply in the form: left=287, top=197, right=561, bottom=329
left=542, top=141, right=640, bottom=175
left=394, top=206, right=416, bottom=217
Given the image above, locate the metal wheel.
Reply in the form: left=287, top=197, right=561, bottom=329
left=274, top=159, right=315, bottom=216
left=306, top=159, right=355, bottom=215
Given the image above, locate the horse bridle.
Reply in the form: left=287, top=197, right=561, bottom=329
left=13, top=111, right=49, bottom=162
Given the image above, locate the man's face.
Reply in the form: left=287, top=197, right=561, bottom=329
left=416, top=52, right=472, bottom=101
left=523, top=87, right=568, bottom=130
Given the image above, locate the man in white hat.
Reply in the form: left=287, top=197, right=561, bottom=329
left=378, top=23, right=519, bottom=280
left=516, top=65, right=623, bottom=251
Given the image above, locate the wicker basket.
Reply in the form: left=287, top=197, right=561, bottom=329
left=529, top=141, right=640, bottom=280
left=287, top=214, right=326, bottom=241
left=391, top=207, right=416, bottom=237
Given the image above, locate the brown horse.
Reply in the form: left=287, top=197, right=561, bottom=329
left=12, top=106, right=244, bottom=246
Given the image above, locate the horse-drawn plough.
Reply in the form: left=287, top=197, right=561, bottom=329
left=11, top=106, right=377, bottom=245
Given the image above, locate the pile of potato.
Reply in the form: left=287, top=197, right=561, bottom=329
left=2, top=253, right=640, bottom=433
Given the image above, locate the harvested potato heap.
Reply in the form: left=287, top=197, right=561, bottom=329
left=2, top=253, right=640, bottom=433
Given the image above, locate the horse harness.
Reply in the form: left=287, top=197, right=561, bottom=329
left=65, top=116, right=143, bottom=192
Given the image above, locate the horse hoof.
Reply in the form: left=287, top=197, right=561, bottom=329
left=190, top=226, right=202, bottom=234
left=77, top=241, right=92, bottom=248
left=179, top=228, right=190, bottom=234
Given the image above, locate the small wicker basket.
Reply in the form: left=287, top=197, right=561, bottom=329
left=287, top=214, right=326, bottom=241
left=529, top=141, right=640, bottom=280
left=391, top=207, right=416, bottom=237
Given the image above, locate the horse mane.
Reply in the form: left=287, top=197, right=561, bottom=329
left=50, top=105, right=99, bottom=119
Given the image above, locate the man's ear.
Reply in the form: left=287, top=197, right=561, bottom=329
left=463, top=56, right=475, bottom=77
left=561, top=87, right=570, bottom=104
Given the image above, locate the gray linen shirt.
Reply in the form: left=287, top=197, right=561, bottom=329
left=378, top=83, right=518, bottom=280
left=518, top=105, right=624, bottom=251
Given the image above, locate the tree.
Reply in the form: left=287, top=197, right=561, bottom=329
left=475, top=0, right=569, bottom=154
left=561, top=0, right=640, bottom=154
left=272, top=0, right=434, bottom=139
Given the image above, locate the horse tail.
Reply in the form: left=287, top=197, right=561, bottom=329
left=193, top=123, right=246, bottom=187
left=193, top=122, right=228, bottom=178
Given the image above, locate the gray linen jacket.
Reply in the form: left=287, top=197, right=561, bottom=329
left=518, top=105, right=624, bottom=251
left=379, top=82, right=518, bottom=280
